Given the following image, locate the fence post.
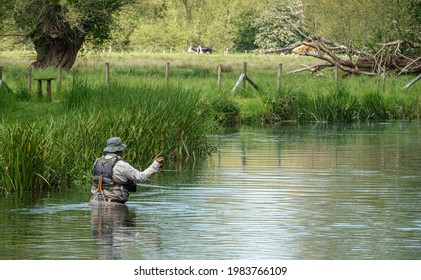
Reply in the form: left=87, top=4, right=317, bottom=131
left=28, top=68, right=32, bottom=91
left=57, top=65, right=62, bottom=91
left=335, top=62, right=339, bottom=89
left=46, top=79, right=52, bottom=101
left=36, top=79, right=42, bottom=98
left=217, top=64, right=222, bottom=92
left=381, top=67, right=386, bottom=92
left=277, top=63, right=282, bottom=92
left=105, top=63, right=110, bottom=86
left=242, top=62, right=247, bottom=88
left=166, top=62, right=170, bottom=85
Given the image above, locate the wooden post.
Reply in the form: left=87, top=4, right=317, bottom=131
left=381, top=67, right=386, bottom=92
left=335, top=62, right=339, bottom=88
left=242, top=62, right=247, bottom=88
left=277, top=63, right=282, bottom=92
left=0, top=66, right=3, bottom=81
left=37, top=79, right=42, bottom=98
left=28, top=68, right=32, bottom=91
left=166, top=62, right=170, bottom=85
left=217, top=64, right=222, bottom=92
left=105, top=63, right=110, bottom=86
left=57, top=65, right=62, bottom=91
left=232, top=73, right=246, bottom=93
left=46, top=79, right=52, bottom=101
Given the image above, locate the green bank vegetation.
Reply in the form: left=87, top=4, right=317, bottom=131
left=0, top=52, right=420, bottom=195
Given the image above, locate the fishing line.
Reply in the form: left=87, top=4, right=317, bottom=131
left=136, top=183, right=172, bottom=189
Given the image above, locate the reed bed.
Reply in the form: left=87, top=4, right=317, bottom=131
left=0, top=77, right=216, bottom=195
left=0, top=123, right=51, bottom=195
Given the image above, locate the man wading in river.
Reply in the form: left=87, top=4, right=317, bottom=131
left=90, top=137, right=164, bottom=205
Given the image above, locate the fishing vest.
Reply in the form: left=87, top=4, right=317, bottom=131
left=92, top=156, right=137, bottom=192
left=92, top=156, right=119, bottom=190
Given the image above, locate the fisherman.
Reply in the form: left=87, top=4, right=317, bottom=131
left=90, top=136, right=164, bottom=205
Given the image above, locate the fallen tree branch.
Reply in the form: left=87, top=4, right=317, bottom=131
left=288, top=63, right=331, bottom=74
left=275, top=35, right=421, bottom=76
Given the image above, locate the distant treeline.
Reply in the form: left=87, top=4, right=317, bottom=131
left=1, top=0, right=419, bottom=53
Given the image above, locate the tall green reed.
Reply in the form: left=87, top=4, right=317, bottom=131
left=1, top=76, right=217, bottom=195
left=56, top=78, right=216, bottom=184
left=0, top=123, right=51, bottom=195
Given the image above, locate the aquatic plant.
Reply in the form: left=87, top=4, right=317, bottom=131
left=0, top=123, right=51, bottom=195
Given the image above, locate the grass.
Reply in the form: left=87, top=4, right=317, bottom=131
left=0, top=51, right=420, bottom=195
left=0, top=74, right=217, bottom=195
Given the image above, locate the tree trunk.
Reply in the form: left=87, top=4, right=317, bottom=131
left=31, top=33, right=84, bottom=70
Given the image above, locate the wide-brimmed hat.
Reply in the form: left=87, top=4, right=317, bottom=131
left=103, top=137, right=127, bottom=153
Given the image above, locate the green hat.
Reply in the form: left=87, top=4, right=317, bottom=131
left=104, top=137, right=127, bottom=153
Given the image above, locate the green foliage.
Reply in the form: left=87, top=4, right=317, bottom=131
left=0, top=0, right=14, bottom=29
left=0, top=123, right=51, bottom=195
left=232, top=10, right=259, bottom=51
left=1, top=74, right=217, bottom=195
left=267, top=87, right=304, bottom=121
left=304, top=0, right=421, bottom=50
left=9, top=0, right=135, bottom=67
left=254, top=0, right=306, bottom=49
left=3, top=0, right=420, bottom=57
left=211, top=93, right=241, bottom=125
left=359, top=91, right=387, bottom=120
left=61, top=78, right=217, bottom=162
left=0, top=82, right=17, bottom=111
left=127, top=0, right=284, bottom=52
left=15, top=87, right=32, bottom=101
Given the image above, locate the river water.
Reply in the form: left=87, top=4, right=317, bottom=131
left=1, top=121, right=420, bottom=260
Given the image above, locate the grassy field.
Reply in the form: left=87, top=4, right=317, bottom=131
left=0, top=51, right=420, bottom=195
left=2, top=50, right=420, bottom=123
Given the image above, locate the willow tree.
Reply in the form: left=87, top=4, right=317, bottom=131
left=303, top=0, right=421, bottom=50
left=12, top=0, right=134, bottom=69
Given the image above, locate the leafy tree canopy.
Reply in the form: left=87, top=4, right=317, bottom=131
left=6, top=0, right=134, bottom=68
left=253, top=0, right=306, bottom=50
left=303, top=0, right=421, bottom=51
left=1, top=0, right=419, bottom=68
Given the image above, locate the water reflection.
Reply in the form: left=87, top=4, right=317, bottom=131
left=90, top=205, right=134, bottom=259
left=90, top=204, right=162, bottom=259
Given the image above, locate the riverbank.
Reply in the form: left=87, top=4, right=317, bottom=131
left=0, top=52, right=420, bottom=195
left=1, top=51, right=420, bottom=124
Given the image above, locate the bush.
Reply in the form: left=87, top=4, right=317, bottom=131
left=211, top=93, right=240, bottom=125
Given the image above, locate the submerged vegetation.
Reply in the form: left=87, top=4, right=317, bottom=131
left=0, top=52, right=420, bottom=195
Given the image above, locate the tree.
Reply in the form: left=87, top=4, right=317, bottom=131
left=0, top=0, right=16, bottom=36
left=12, top=0, right=134, bottom=69
left=303, top=0, right=421, bottom=51
left=129, top=0, right=279, bottom=52
left=232, top=9, right=259, bottom=51
left=253, top=0, right=306, bottom=50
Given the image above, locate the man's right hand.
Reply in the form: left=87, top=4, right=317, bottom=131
left=155, top=156, right=164, bottom=165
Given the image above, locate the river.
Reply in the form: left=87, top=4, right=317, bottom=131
left=1, top=121, right=420, bottom=260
